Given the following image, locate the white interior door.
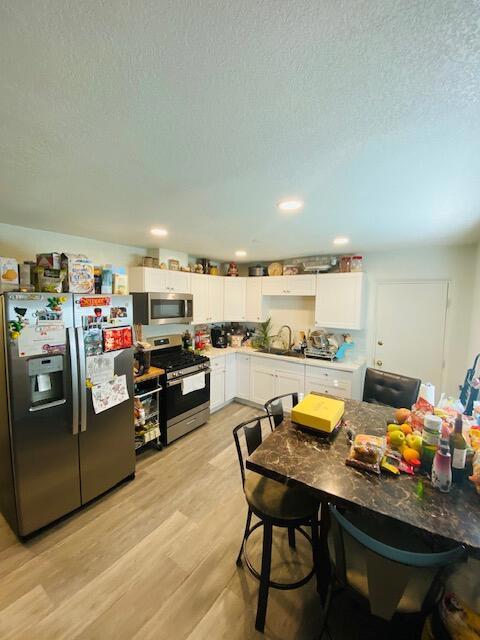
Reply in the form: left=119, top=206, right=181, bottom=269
left=374, top=281, right=448, bottom=391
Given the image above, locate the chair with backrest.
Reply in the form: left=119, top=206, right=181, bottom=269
left=363, top=368, right=421, bottom=409
left=233, top=413, right=321, bottom=632
left=264, top=392, right=299, bottom=430
left=318, top=504, right=465, bottom=637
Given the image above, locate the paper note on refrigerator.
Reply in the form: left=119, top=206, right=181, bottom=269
left=17, top=323, right=66, bottom=357
left=91, top=374, right=129, bottom=414
left=86, top=352, right=116, bottom=386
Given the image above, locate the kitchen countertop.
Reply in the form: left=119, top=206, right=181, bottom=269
left=203, top=346, right=365, bottom=372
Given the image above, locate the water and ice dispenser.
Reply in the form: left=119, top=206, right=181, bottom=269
left=28, top=356, right=65, bottom=409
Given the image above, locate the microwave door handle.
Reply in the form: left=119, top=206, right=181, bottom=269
left=68, top=327, right=79, bottom=435
left=76, top=327, right=87, bottom=432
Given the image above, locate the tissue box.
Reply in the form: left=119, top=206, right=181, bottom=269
left=291, top=393, right=345, bottom=433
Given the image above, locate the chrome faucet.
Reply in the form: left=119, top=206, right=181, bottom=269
left=277, top=325, right=293, bottom=351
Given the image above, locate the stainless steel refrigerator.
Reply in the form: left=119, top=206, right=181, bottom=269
left=0, top=292, right=135, bottom=537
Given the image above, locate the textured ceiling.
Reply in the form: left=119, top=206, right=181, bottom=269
left=0, top=0, right=479, bottom=261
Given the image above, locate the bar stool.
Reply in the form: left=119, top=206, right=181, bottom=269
left=264, top=392, right=299, bottom=430
left=233, top=414, right=321, bottom=632
left=363, top=368, right=421, bottom=409
left=318, top=504, right=465, bottom=638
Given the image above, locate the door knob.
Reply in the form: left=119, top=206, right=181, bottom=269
left=376, top=360, right=383, bottom=366
left=377, top=340, right=383, bottom=346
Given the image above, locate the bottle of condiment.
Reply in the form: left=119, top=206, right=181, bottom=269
left=450, top=413, right=467, bottom=484
left=350, top=256, right=363, bottom=272
left=421, top=414, right=442, bottom=473
left=431, top=426, right=452, bottom=493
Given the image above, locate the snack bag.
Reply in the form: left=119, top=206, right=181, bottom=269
left=410, top=396, right=435, bottom=432
left=346, top=434, right=386, bottom=475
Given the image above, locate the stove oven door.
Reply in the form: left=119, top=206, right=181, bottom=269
left=164, top=371, right=210, bottom=441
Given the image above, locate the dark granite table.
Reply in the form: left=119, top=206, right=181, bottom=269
left=246, top=398, right=480, bottom=553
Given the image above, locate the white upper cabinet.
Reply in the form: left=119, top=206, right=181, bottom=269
left=224, top=277, right=246, bottom=321
left=129, top=267, right=190, bottom=293
left=166, top=270, right=191, bottom=293
left=314, top=272, right=365, bottom=330
left=261, top=274, right=316, bottom=296
left=190, top=273, right=209, bottom=324
left=245, top=277, right=265, bottom=322
left=191, top=274, right=224, bottom=324
left=207, top=276, right=224, bottom=323
left=129, top=267, right=166, bottom=292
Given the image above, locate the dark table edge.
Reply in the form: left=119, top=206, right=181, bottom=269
left=245, top=458, right=478, bottom=554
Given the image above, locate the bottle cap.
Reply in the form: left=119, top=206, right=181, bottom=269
left=424, top=414, right=442, bottom=431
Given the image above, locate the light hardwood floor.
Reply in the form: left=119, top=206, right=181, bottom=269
left=0, top=402, right=324, bottom=640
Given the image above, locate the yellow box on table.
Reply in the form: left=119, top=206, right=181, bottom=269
left=291, top=393, right=345, bottom=433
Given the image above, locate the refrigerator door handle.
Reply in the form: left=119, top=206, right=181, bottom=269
left=76, top=327, right=87, bottom=432
left=68, top=327, right=79, bottom=435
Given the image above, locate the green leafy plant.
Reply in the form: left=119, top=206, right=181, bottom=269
left=252, top=317, right=275, bottom=350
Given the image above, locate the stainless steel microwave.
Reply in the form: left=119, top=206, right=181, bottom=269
left=132, top=292, right=193, bottom=325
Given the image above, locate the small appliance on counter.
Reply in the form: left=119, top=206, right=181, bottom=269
left=211, top=325, right=227, bottom=348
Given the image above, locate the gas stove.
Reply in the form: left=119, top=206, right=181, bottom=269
left=155, top=351, right=210, bottom=380
left=145, top=334, right=211, bottom=445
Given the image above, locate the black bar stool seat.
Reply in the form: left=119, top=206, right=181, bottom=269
left=244, top=471, right=319, bottom=522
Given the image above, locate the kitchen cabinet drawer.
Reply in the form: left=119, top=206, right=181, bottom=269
left=305, top=377, right=351, bottom=399
left=305, top=365, right=353, bottom=384
left=261, top=275, right=316, bottom=297
left=315, top=272, right=365, bottom=330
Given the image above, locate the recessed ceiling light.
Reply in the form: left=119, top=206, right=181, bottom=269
left=150, top=228, right=168, bottom=237
left=278, top=199, right=304, bottom=212
left=235, top=250, right=247, bottom=257
left=333, top=237, right=349, bottom=245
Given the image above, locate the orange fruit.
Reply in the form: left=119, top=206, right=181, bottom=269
left=395, top=408, right=411, bottom=424
left=400, top=423, right=413, bottom=435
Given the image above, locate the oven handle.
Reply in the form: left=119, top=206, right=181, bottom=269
left=167, top=369, right=210, bottom=388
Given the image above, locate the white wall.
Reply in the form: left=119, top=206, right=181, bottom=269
left=468, top=243, right=480, bottom=364
left=361, top=246, right=475, bottom=396
left=0, top=222, right=146, bottom=267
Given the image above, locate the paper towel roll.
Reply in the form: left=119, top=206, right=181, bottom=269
left=419, top=382, right=435, bottom=405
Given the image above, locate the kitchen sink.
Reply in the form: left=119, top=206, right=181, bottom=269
left=256, top=347, right=305, bottom=359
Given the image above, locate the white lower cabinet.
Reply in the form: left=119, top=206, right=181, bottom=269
left=225, top=353, right=236, bottom=402
left=250, top=365, right=277, bottom=406
left=304, top=365, right=352, bottom=399
left=210, top=356, right=226, bottom=411
left=235, top=353, right=251, bottom=400
left=249, top=357, right=305, bottom=407
left=209, top=352, right=361, bottom=413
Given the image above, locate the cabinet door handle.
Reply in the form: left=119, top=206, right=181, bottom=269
left=377, top=340, right=383, bottom=346
left=376, top=360, right=383, bottom=367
